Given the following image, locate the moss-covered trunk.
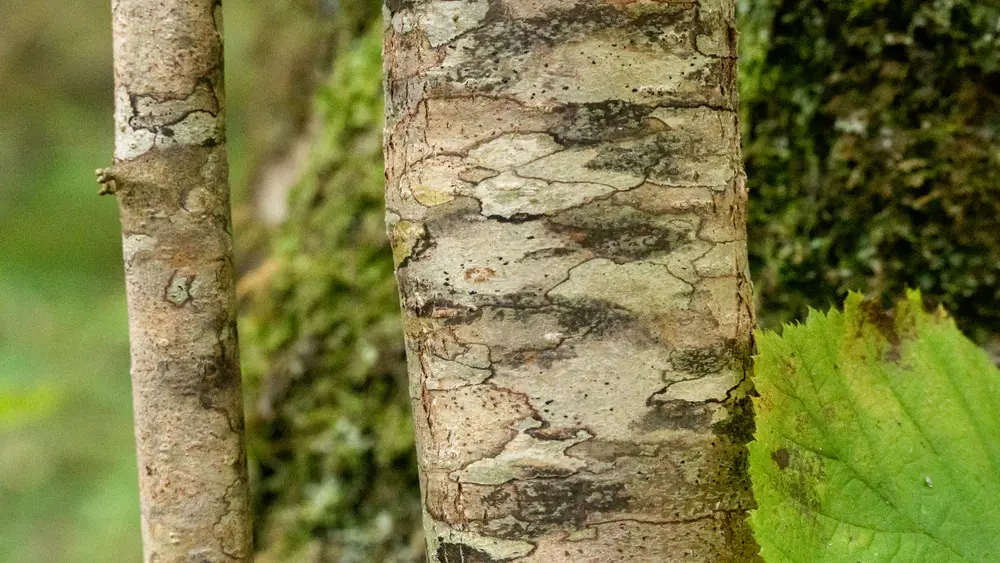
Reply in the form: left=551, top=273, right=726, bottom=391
left=383, top=1, right=759, bottom=559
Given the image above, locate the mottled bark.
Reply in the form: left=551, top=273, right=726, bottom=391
left=383, top=0, right=758, bottom=560
left=97, top=1, right=252, bottom=561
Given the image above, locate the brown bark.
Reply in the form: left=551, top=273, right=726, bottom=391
left=97, top=1, right=252, bottom=561
left=383, top=0, right=759, bottom=560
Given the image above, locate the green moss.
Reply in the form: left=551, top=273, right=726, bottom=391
left=740, top=0, right=1000, bottom=345
left=239, top=24, right=423, bottom=562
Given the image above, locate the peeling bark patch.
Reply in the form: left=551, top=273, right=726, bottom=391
left=465, top=267, right=498, bottom=283
left=165, top=272, right=194, bottom=306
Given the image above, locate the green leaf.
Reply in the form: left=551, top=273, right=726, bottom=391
left=749, top=291, right=1000, bottom=562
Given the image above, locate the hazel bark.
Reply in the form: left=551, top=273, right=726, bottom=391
left=383, top=0, right=759, bottom=560
left=99, top=1, right=252, bottom=561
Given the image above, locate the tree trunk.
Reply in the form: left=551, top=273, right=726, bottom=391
left=383, top=1, right=758, bottom=560
left=98, top=1, right=252, bottom=561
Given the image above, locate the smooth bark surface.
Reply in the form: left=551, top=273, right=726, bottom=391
left=383, top=1, right=758, bottom=560
left=99, top=1, right=252, bottom=561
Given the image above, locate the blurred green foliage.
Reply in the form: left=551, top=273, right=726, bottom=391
left=740, top=0, right=1000, bottom=345
left=238, top=16, right=423, bottom=563
left=0, top=3, right=139, bottom=561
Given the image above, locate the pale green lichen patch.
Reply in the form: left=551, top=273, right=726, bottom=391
left=425, top=519, right=536, bottom=562
left=518, top=146, right=646, bottom=190
left=165, top=272, right=194, bottom=306
left=450, top=307, right=570, bottom=360
left=504, top=39, right=721, bottom=107
left=470, top=173, right=615, bottom=218
left=388, top=219, right=430, bottom=267
left=402, top=156, right=468, bottom=207
left=693, top=241, right=742, bottom=278
left=467, top=133, right=564, bottom=170
left=453, top=420, right=591, bottom=485
left=657, top=237, right=714, bottom=285
left=548, top=258, right=693, bottom=314
left=400, top=217, right=589, bottom=309
left=417, top=0, right=490, bottom=48
left=651, top=371, right=740, bottom=403
left=487, top=337, right=674, bottom=443
left=423, top=357, right=492, bottom=390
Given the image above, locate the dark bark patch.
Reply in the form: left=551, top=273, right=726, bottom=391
left=397, top=274, right=482, bottom=323
left=490, top=290, right=552, bottom=310
left=639, top=400, right=713, bottom=431
left=554, top=101, right=657, bottom=145
left=549, top=202, right=690, bottom=263
left=526, top=423, right=586, bottom=441
left=436, top=542, right=509, bottom=563
left=517, top=478, right=630, bottom=528
left=198, top=359, right=242, bottom=433
left=586, top=132, right=682, bottom=179
left=502, top=345, right=577, bottom=370
left=671, top=340, right=740, bottom=376
left=549, top=300, right=636, bottom=340
left=712, top=395, right=755, bottom=444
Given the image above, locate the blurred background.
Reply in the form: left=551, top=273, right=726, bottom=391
left=0, top=1, right=996, bottom=561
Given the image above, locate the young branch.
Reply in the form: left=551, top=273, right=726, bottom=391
left=102, top=1, right=252, bottom=560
